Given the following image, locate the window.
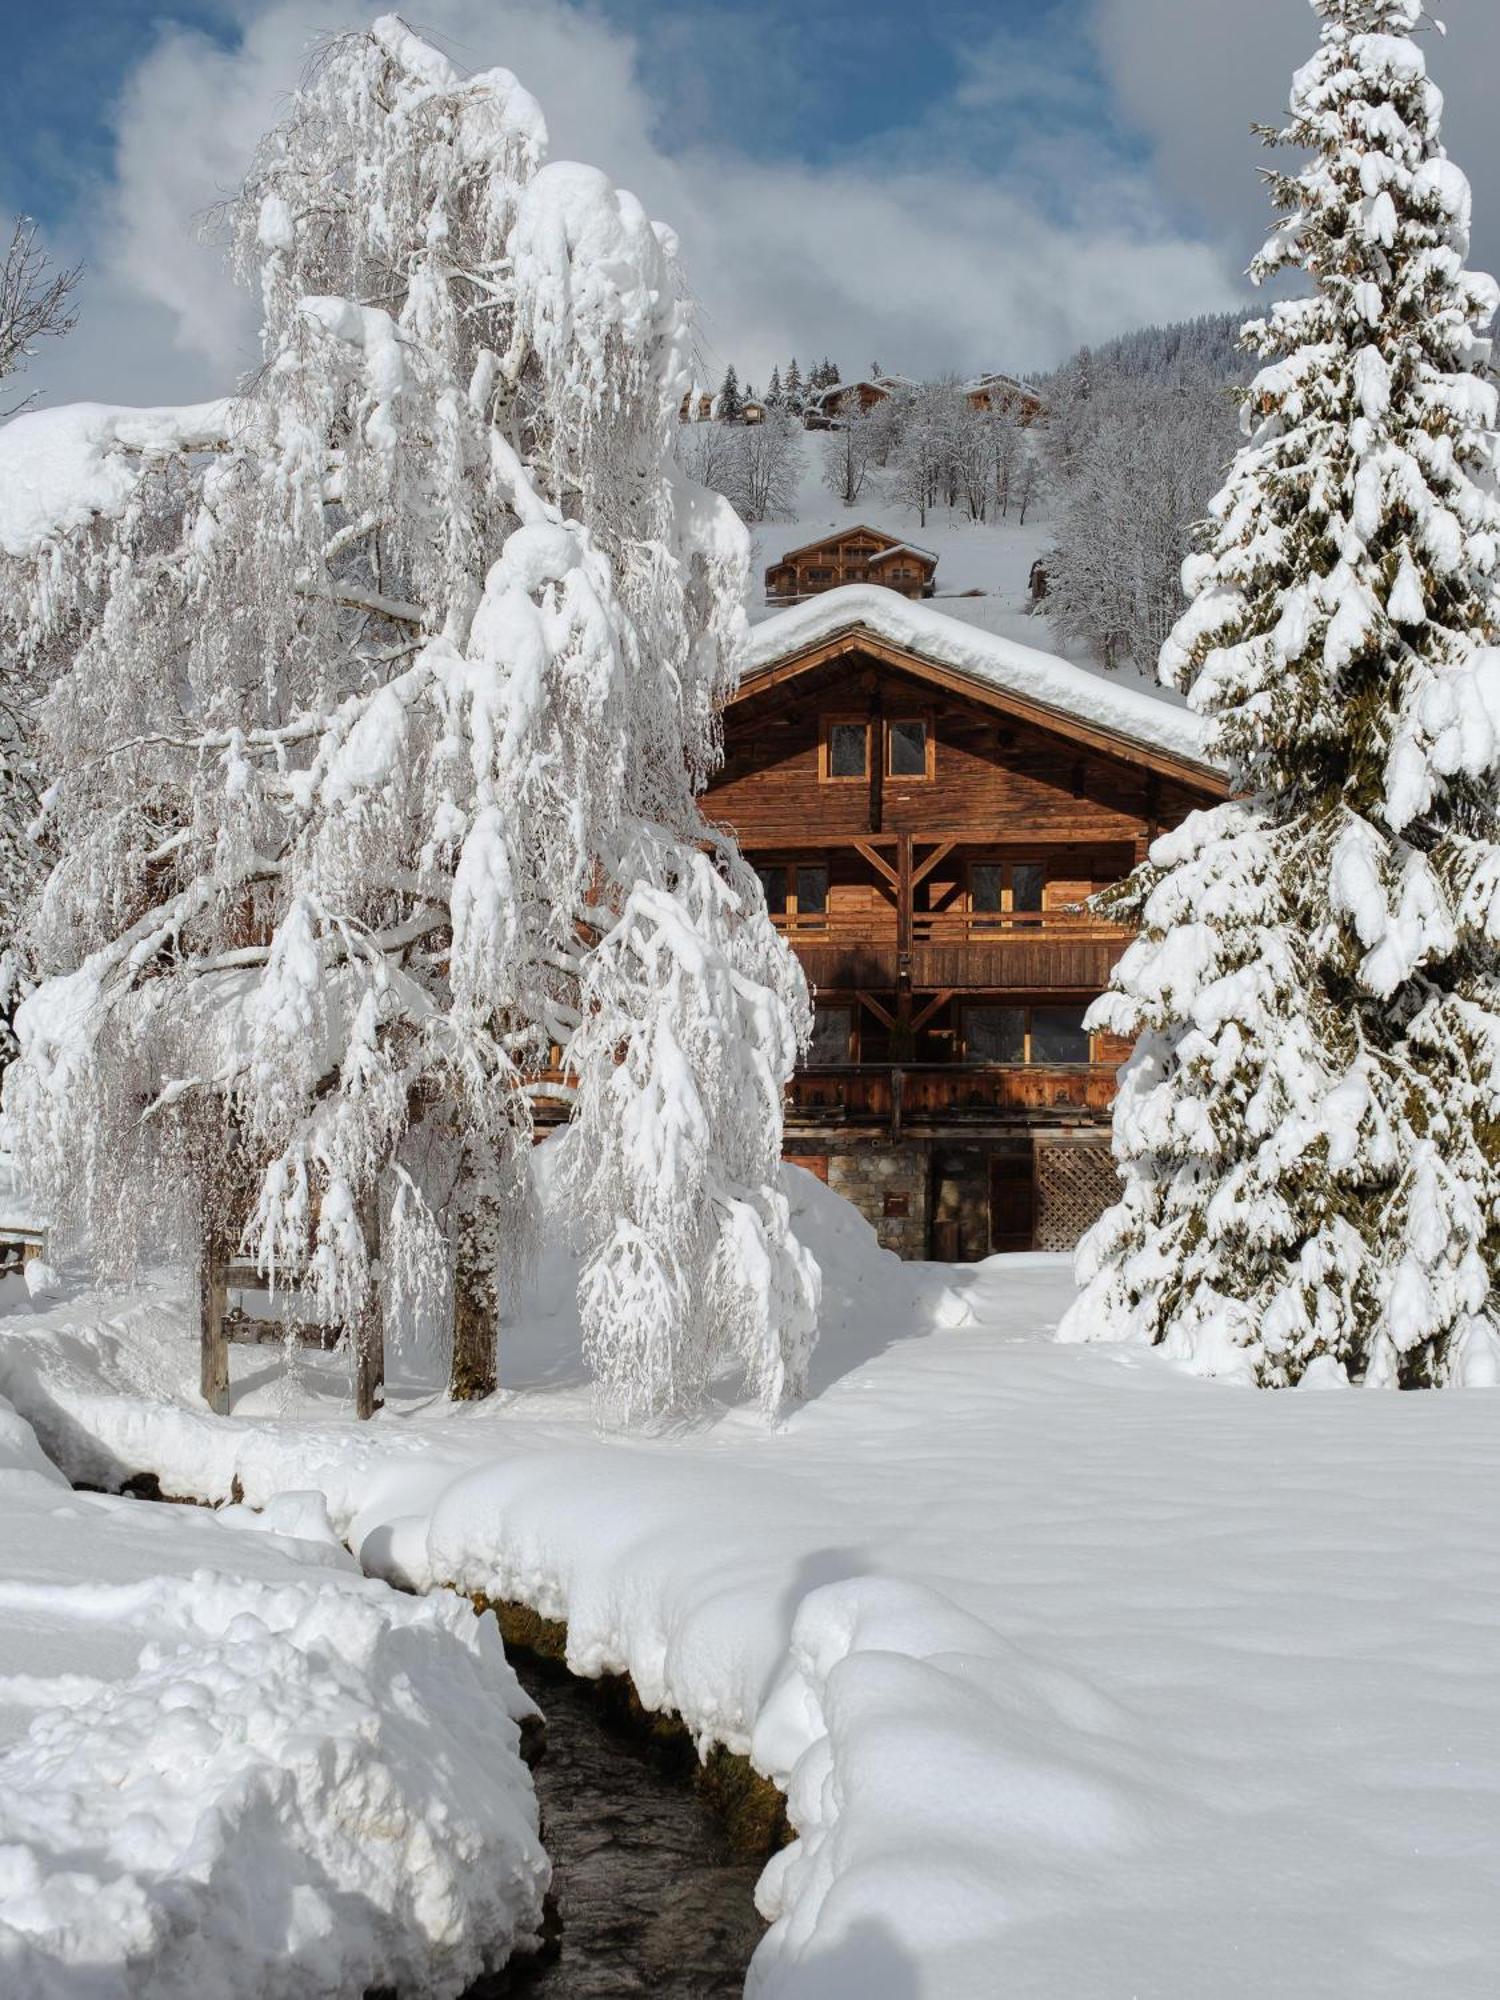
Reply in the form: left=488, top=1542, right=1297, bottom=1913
left=1030, top=1007, right=1091, bottom=1064
left=825, top=720, right=868, bottom=780
left=962, top=1004, right=1092, bottom=1065
left=755, top=864, right=787, bottom=918
left=807, top=1004, right=853, bottom=1066
left=795, top=864, right=829, bottom=919
left=970, top=859, right=1045, bottom=927
left=888, top=718, right=929, bottom=778
left=964, top=1005, right=1026, bottom=1065
left=1012, top=864, right=1044, bottom=914
left=755, top=861, right=828, bottom=928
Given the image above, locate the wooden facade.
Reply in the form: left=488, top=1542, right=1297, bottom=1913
left=707, top=612, right=1225, bottom=1259
left=765, top=526, right=938, bottom=606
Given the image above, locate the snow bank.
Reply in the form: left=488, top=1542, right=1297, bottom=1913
left=2, top=1169, right=1499, bottom=1996
left=745, top=584, right=1219, bottom=772
left=0, top=400, right=234, bottom=558
left=0, top=1389, right=547, bottom=1999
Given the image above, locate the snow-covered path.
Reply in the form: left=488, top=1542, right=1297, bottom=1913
left=1, top=1178, right=1497, bottom=1998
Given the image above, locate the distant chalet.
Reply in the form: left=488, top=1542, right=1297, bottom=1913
left=766, top=526, right=938, bottom=606
left=962, top=371, right=1045, bottom=423
left=804, top=374, right=914, bottom=427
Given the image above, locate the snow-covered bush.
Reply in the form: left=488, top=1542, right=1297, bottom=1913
left=1062, top=0, right=1500, bottom=1388
left=0, top=17, right=816, bottom=1418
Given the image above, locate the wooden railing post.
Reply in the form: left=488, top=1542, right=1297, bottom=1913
left=354, top=1189, right=384, bottom=1421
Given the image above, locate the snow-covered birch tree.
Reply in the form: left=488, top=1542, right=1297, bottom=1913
left=2, top=18, right=818, bottom=1419
left=1062, top=0, right=1500, bottom=1388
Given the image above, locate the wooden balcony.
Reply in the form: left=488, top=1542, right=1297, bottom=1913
left=772, top=908, right=1132, bottom=994
left=785, top=1062, right=1119, bottom=1137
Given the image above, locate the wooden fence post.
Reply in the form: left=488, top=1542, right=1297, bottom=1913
left=354, top=1189, right=384, bottom=1421
left=199, top=1210, right=229, bottom=1415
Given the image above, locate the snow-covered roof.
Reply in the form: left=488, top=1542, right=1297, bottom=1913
left=866, top=541, right=938, bottom=567
left=0, top=400, right=235, bottom=560
left=770, top=524, right=925, bottom=566
left=962, top=370, right=1043, bottom=403
left=810, top=375, right=912, bottom=406
left=741, top=586, right=1220, bottom=777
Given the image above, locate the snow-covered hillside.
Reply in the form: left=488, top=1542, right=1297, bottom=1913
left=746, top=430, right=1054, bottom=650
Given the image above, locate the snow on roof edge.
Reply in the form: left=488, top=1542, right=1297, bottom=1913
left=740, top=586, right=1220, bottom=775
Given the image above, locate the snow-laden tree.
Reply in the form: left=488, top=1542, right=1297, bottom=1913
left=3, top=18, right=818, bottom=1418
left=679, top=405, right=801, bottom=525
left=1062, top=0, right=1500, bottom=1387
left=0, top=219, right=80, bottom=1054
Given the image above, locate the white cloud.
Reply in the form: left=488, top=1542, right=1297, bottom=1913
left=1091, top=0, right=1500, bottom=281
left=23, top=0, right=1248, bottom=412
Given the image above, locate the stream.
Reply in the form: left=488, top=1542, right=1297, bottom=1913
left=497, top=1651, right=768, bottom=1998
left=97, top=1480, right=767, bottom=1996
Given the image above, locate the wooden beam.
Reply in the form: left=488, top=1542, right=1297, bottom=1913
left=854, top=989, right=896, bottom=1030
left=852, top=837, right=900, bottom=887
left=911, top=988, right=955, bottom=1033
left=896, top=834, right=914, bottom=1052
left=869, top=686, right=884, bottom=834
left=910, top=839, right=957, bottom=891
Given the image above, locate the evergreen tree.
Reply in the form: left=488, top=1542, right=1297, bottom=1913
left=1, top=19, right=818, bottom=1419
left=785, top=358, right=803, bottom=410
left=766, top=364, right=784, bottom=408
left=717, top=362, right=743, bottom=421
left=1061, top=0, right=1500, bottom=1388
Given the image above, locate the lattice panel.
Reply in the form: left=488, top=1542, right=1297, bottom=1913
left=1033, top=1142, right=1119, bottom=1252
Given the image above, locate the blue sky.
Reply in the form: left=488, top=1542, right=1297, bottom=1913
left=4, top=0, right=1129, bottom=213
left=5, top=0, right=1500, bottom=409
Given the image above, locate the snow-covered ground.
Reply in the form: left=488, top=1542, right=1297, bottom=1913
left=747, top=432, right=1053, bottom=649
left=1, top=1161, right=1496, bottom=1998
left=0, top=1344, right=547, bottom=1997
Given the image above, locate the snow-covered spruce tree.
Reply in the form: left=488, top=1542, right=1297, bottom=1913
left=3, top=18, right=818, bottom=1418
left=1061, top=0, right=1500, bottom=1388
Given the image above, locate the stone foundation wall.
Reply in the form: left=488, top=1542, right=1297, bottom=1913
left=825, top=1143, right=930, bottom=1258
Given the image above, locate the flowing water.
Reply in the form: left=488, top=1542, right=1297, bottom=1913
left=497, top=1652, right=767, bottom=1998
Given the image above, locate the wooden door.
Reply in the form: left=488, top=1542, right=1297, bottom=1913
left=988, top=1151, right=1034, bottom=1253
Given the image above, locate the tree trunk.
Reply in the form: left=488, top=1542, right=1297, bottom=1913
left=450, top=1167, right=499, bottom=1401
left=354, top=1190, right=384, bottom=1421
left=198, top=1206, right=229, bottom=1415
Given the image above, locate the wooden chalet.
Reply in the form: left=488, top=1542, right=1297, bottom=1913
left=804, top=375, right=911, bottom=427
left=964, top=372, right=1045, bottom=423
left=766, top=526, right=938, bottom=606
left=707, top=590, right=1226, bottom=1260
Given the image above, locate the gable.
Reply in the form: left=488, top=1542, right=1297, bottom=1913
left=710, top=648, right=1218, bottom=851
left=734, top=621, right=1224, bottom=792
left=775, top=529, right=894, bottom=565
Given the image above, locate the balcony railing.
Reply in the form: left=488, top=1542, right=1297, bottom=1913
left=786, top=1062, right=1119, bottom=1135
left=769, top=907, right=1133, bottom=993
left=768, top=909, right=1128, bottom=943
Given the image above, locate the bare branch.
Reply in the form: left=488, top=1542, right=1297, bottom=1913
left=0, top=217, right=81, bottom=418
